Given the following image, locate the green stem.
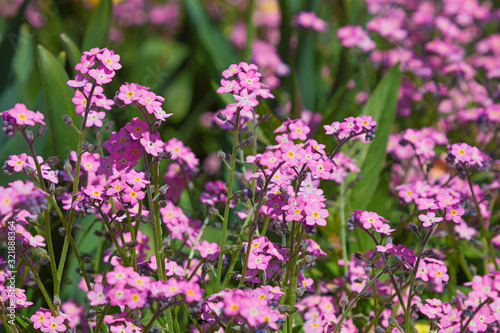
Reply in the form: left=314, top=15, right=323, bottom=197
left=17, top=248, right=57, bottom=314
left=216, top=109, right=241, bottom=292
left=340, top=180, right=348, bottom=274
left=332, top=268, right=388, bottom=333
left=464, top=166, right=499, bottom=271
left=404, top=224, right=438, bottom=333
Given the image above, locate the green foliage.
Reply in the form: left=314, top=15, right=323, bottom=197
left=81, top=0, right=112, bottom=51
left=37, top=45, right=79, bottom=158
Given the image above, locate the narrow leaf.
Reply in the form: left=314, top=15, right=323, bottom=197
left=37, top=45, right=79, bottom=158
left=60, top=33, right=82, bottom=71
left=345, top=66, right=401, bottom=253
left=183, top=0, right=238, bottom=75
left=0, top=1, right=27, bottom=94
left=81, top=0, right=112, bottom=51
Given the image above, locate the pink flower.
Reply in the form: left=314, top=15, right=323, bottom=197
left=247, top=252, right=272, bottom=270
left=449, top=143, right=472, bottom=164
left=67, top=73, right=90, bottom=87
left=88, top=66, right=115, bottom=85
left=97, top=49, right=122, bottom=70
left=121, top=187, right=145, bottom=205
left=118, top=83, right=143, bottom=104
left=85, top=111, right=106, bottom=127
left=41, top=316, right=66, bottom=333
left=233, top=89, right=258, bottom=110
left=304, top=202, right=328, bottom=226
left=428, top=263, right=449, bottom=285
left=87, top=283, right=108, bottom=306
left=30, top=309, right=52, bottom=329
left=183, top=282, right=203, bottom=303
left=7, top=153, right=28, bottom=172
left=418, top=211, right=443, bottom=227
left=445, top=205, right=465, bottom=223
left=7, top=103, right=36, bottom=126
left=140, top=132, right=164, bottom=156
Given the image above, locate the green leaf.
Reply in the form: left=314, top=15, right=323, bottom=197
left=0, top=1, right=27, bottom=94
left=183, top=0, right=239, bottom=75
left=81, top=0, right=112, bottom=51
left=346, top=65, right=401, bottom=252
left=60, top=33, right=82, bottom=71
left=348, top=68, right=400, bottom=212
left=348, top=65, right=401, bottom=210
left=163, top=69, right=194, bottom=123
left=57, top=51, right=67, bottom=66
left=37, top=45, right=79, bottom=158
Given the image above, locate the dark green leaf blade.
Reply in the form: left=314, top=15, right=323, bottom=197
left=183, top=0, right=239, bottom=75
left=81, top=0, right=112, bottom=51
left=37, top=45, right=79, bottom=158
left=349, top=65, right=401, bottom=211
left=60, top=33, right=82, bottom=71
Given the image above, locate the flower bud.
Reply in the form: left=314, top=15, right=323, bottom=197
left=340, top=296, right=349, bottom=306
left=240, top=138, right=252, bottom=147
left=158, top=184, right=169, bottom=195
left=162, top=236, right=171, bottom=248
left=48, top=183, right=55, bottom=194
left=295, top=286, right=306, bottom=297
left=26, top=216, right=38, bottom=226
left=361, top=291, right=374, bottom=298
left=62, top=115, right=73, bottom=125
left=86, top=310, right=96, bottom=322
left=216, top=112, right=227, bottom=121
left=63, top=159, right=72, bottom=172
left=159, top=200, right=167, bottom=208
left=209, top=207, right=219, bottom=216
left=139, top=215, right=150, bottom=224
left=58, top=227, right=66, bottom=236
left=39, top=257, right=50, bottom=266
left=409, top=223, right=418, bottom=233
left=217, top=149, right=226, bottom=160
left=26, top=130, right=34, bottom=142
left=374, top=328, right=386, bottom=333
left=148, top=326, right=163, bottom=333
left=37, top=125, right=47, bottom=136
left=414, top=284, right=425, bottom=295
left=82, top=253, right=92, bottom=264
left=33, top=247, right=48, bottom=258
left=54, top=295, right=62, bottom=307
left=388, top=317, right=398, bottom=327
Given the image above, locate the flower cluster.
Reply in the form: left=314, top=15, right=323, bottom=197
left=0, top=103, right=45, bottom=137
left=337, top=25, right=376, bottom=52
left=324, top=115, right=377, bottom=141
left=295, top=12, right=328, bottom=32
left=200, top=287, right=286, bottom=330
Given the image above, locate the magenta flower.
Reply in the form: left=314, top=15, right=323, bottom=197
left=125, top=117, right=148, bottom=140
